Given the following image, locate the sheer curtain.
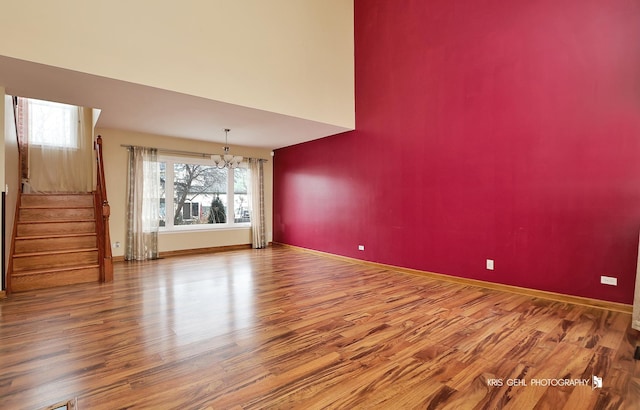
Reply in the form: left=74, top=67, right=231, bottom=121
left=23, top=99, right=94, bottom=193
left=125, top=147, right=160, bottom=261
left=249, top=158, right=266, bottom=249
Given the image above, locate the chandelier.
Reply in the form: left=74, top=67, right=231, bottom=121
left=212, top=128, right=243, bottom=169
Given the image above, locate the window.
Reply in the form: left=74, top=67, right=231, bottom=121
left=234, top=167, right=250, bottom=223
left=181, top=202, right=200, bottom=221
left=27, top=99, right=79, bottom=148
left=159, top=156, right=251, bottom=230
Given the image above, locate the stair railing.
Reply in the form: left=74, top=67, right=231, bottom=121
left=95, top=135, right=113, bottom=282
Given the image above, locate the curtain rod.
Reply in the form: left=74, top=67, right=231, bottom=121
left=120, top=144, right=268, bottom=162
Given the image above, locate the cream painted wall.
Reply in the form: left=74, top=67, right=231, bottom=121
left=0, top=86, right=4, bottom=191
left=0, top=88, right=5, bottom=191
left=97, top=128, right=273, bottom=258
left=0, top=1, right=354, bottom=129
left=4, top=94, right=18, bottom=274
left=0, top=89, right=4, bottom=278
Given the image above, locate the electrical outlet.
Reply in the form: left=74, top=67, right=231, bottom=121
left=486, top=259, right=494, bottom=270
left=358, top=245, right=365, bottom=251
left=113, top=242, right=121, bottom=248
left=600, top=276, right=617, bottom=286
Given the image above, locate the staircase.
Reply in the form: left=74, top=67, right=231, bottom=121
left=10, top=193, right=101, bottom=292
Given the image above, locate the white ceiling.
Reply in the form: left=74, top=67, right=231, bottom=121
left=0, top=55, right=351, bottom=149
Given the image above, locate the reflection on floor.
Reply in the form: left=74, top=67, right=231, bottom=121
left=1, top=246, right=639, bottom=409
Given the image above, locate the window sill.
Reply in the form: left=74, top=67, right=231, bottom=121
left=159, top=224, right=251, bottom=234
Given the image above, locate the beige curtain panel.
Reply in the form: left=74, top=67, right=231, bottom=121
left=125, top=146, right=160, bottom=261
left=249, top=158, right=266, bottom=249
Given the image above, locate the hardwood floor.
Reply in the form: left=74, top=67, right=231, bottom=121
left=1, top=245, right=639, bottom=409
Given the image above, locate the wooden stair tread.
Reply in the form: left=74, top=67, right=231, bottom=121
left=21, top=193, right=93, bottom=195
left=20, top=205, right=94, bottom=209
left=20, top=194, right=93, bottom=198
left=15, top=232, right=97, bottom=240
left=13, top=247, right=98, bottom=258
left=9, top=190, right=107, bottom=292
left=17, top=219, right=95, bottom=224
left=11, top=264, right=100, bottom=277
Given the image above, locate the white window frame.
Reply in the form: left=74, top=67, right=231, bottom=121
left=160, top=155, right=251, bottom=232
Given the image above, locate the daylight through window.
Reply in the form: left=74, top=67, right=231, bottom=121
left=160, top=156, right=251, bottom=230
left=27, top=99, right=79, bottom=148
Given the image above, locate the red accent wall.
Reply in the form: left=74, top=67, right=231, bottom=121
left=273, top=0, right=640, bottom=304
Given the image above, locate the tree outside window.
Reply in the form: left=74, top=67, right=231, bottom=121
left=159, top=157, right=250, bottom=230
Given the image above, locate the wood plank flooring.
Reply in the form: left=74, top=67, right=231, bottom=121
left=1, top=245, right=639, bottom=409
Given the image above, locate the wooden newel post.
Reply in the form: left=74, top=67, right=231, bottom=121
left=103, top=200, right=113, bottom=282
left=96, top=135, right=114, bottom=283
